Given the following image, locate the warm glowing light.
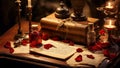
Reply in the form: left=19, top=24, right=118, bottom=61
left=105, top=1, right=114, bottom=9
left=104, top=19, right=116, bottom=29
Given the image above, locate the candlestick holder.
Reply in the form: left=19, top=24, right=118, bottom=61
left=27, top=6, right=32, bottom=42
left=14, top=0, right=23, bottom=40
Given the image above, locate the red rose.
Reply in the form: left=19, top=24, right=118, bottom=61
left=75, top=55, right=82, bottom=62
left=99, top=29, right=106, bottom=35
left=44, top=44, right=53, bottom=49
left=76, top=48, right=83, bottom=52
left=42, top=33, right=49, bottom=40
left=69, top=41, right=74, bottom=46
left=51, top=36, right=59, bottom=41
left=87, top=55, right=95, bottom=59
left=4, top=41, right=11, bottom=48
left=9, top=48, right=14, bottom=53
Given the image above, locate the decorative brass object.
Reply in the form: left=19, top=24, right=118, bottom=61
left=55, top=1, right=70, bottom=19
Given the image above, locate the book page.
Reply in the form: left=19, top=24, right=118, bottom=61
left=31, top=39, right=77, bottom=59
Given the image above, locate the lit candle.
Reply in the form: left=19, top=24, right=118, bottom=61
left=104, top=19, right=116, bottom=29
left=28, top=0, right=32, bottom=7
left=105, top=2, right=114, bottom=9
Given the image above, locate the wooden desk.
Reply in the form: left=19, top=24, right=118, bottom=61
left=0, top=19, right=70, bottom=68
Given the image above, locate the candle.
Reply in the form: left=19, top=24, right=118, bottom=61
left=28, top=0, right=32, bottom=7
left=105, top=1, right=114, bottom=9
left=104, top=18, right=116, bottom=29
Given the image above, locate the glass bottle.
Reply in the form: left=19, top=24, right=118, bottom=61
left=87, top=23, right=96, bottom=46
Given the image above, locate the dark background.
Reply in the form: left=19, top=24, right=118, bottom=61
left=0, top=0, right=106, bottom=36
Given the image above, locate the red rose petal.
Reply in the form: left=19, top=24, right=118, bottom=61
left=44, top=44, right=53, bottom=49
left=103, top=49, right=110, bottom=57
left=109, top=53, right=117, bottom=60
left=69, top=41, right=74, bottom=46
left=4, top=41, right=11, bottom=48
left=87, top=55, right=95, bottom=59
left=21, top=39, right=28, bottom=45
left=76, top=48, right=83, bottom=52
left=62, top=40, right=69, bottom=43
left=30, top=41, right=37, bottom=47
left=42, top=33, right=49, bottom=40
left=75, top=55, right=82, bottom=62
left=51, top=37, right=59, bottom=41
left=9, top=48, right=14, bottom=53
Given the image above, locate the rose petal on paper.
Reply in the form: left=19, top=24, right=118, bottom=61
left=44, top=44, right=53, bottom=49
left=69, top=41, right=74, bottom=46
left=76, top=48, right=83, bottom=52
left=75, top=55, right=82, bottom=62
left=87, top=55, right=95, bottom=59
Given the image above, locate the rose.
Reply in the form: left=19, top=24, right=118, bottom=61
left=99, top=29, right=106, bottom=35
left=87, top=55, right=95, bottom=59
left=44, top=44, right=53, bottom=49
left=76, top=48, right=83, bottom=52
left=75, top=55, right=82, bottom=62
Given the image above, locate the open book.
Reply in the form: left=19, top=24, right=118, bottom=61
left=30, top=39, right=77, bottom=60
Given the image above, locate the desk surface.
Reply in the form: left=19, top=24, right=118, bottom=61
left=0, top=19, right=70, bottom=68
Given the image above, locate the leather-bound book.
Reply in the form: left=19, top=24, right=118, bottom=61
left=40, top=13, right=99, bottom=45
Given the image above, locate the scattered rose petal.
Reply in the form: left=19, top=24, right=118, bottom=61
left=76, top=48, right=83, bottom=52
left=75, top=55, right=82, bottom=62
left=44, top=44, right=53, bottom=49
left=87, top=55, right=95, bottom=59
left=69, top=41, right=74, bottom=46
left=42, top=32, right=49, bottom=40
left=9, top=48, right=14, bottom=53
left=103, top=49, right=110, bottom=57
left=30, top=41, right=37, bottom=47
left=109, top=53, right=117, bottom=60
left=4, top=41, right=11, bottom=48
left=51, top=37, right=59, bottom=41
left=62, top=40, right=69, bottom=43
left=21, top=39, right=28, bottom=45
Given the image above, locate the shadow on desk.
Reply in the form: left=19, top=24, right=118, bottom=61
left=0, top=53, right=69, bottom=68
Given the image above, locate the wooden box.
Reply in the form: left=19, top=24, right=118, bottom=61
left=40, top=13, right=99, bottom=45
